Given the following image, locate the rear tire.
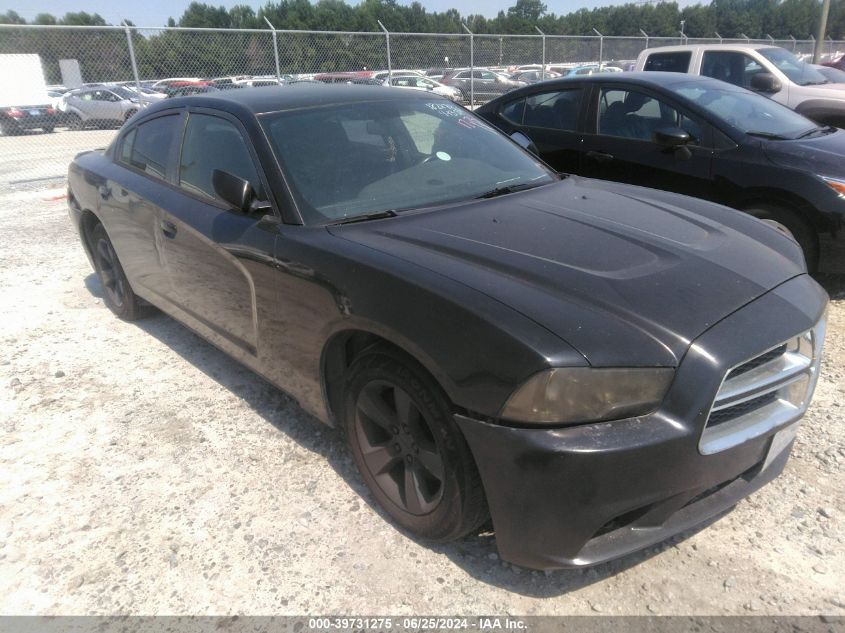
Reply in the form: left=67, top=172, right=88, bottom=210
left=745, top=204, right=819, bottom=272
left=90, top=223, right=143, bottom=321
left=342, top=346, right=488, bottom=542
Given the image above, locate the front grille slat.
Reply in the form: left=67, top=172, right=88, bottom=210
left=698, top=321, right=824, bottom=456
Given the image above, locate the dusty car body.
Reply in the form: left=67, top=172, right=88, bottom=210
left=67, top=85, right=827, bottom=570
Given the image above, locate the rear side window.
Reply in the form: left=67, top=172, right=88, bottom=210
left=644, top=52, right=692, bottom=73
left=524, top=89, right=582, bottom=131
left=118, top=114, right=179, bottom=180
left=178, top=113, right=262, bottom=201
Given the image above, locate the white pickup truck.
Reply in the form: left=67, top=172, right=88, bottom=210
left=635, top=43, right=845, bottom=127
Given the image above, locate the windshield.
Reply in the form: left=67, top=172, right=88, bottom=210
left=261, top=98, right=555, bottom=224
left=816, top=64, right=845, bottom=83
left=758, top=47, right=829, bottom=86
left=109, top=85, right=138, bottom=100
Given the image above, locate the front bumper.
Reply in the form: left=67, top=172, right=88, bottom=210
left=457, top=274, right=828, bottom=570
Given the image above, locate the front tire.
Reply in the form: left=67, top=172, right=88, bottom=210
left=66, top=112, right=82, bottom=130
left=90, top=223, right=143, bottom=320
left=746, top=204, right=819, bottom=272
left=342, top=347, right=488, bottom=542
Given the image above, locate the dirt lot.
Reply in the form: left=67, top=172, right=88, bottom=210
left=0, top=131, right=843, bottom=616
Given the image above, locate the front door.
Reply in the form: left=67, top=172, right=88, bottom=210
left=579, top=84, right=714, bottom=200
left=160, top=110, right=278, bottom=360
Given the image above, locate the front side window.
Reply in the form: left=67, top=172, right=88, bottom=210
left=119, top=114, right=179, bottom=180
left=598, top=88, right=703, bottom=143
left=179, top=113, right=262, bottom=201
left=701, top=51, right=767, bottom=89
left=262, top=99, right=555, bottom=223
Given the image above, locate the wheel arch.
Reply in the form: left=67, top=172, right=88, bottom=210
left=77, top=208, right=103, bottom=264
left=730, top=187, right=832, bottom=233
left=320, top=327, right=463, bottom=428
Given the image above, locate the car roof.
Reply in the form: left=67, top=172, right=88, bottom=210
left=642, top=43, right=775, bottom=54
left=477, top=72, right=737, bottom=107
left=140, top=84, right=442, bottom=119
left=516, top=71, right=727, bottom=87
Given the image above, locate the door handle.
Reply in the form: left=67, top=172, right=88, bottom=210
left=586, top=150, right=614, bottom=163
left=160, top=220, right=177, bottom=238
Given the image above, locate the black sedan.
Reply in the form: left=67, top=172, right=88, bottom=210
left=476, top=72, right=845, bottom=270
left=68, top=85, right=827, bottom=570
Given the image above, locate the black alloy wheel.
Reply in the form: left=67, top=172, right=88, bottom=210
left=90, top=223, right=142, bottom=320
left=343, top=347, right=488, bottom=541
left=354, top=380, right=445, bottom=515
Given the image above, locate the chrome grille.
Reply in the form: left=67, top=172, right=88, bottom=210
left=699, top=316, right=826, bottom=455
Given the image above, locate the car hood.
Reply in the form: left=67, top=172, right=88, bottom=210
left=792, top=82, right=845, bottom=98
left=329, top=177, right=805, bottom=367
left=763, top=128, right=845, bottom=176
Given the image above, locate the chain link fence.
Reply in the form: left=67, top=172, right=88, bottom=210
left=1, top=23, right=844, bottom=183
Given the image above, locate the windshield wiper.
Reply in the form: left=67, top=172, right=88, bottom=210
left=795, top=125, right=835, bottom=139
left=474, top=182, right=541, bottom=199
left=746, top=131, right=791, bottom=140
left=329, top=209, right=398, bottom=225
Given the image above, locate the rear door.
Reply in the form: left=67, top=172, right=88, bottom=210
left=102, top=111, right=183, bottom=305
left=497, top=85, right=586, bottom=174
left=159, top=109, right=278, bottom=360
left=579, top=83, right=715, bottom=199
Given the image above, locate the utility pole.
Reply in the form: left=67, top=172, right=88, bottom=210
left=813, top=0, right=831, bottom=63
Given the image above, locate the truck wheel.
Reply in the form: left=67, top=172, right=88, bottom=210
left=342, top=346, right=488, bottom=542
left=90, top=223, right=143, bottom=321
left=746, top=204, right=819, bottom=272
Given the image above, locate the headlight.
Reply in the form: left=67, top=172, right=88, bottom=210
left=821, top=175, right=845, bottom=197
left=500, top=367, right=674, bottom=425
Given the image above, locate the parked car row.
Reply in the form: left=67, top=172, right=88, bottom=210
left=68, top=81, right=830, bottom=572
left=477, top=70, right=845, bottom=271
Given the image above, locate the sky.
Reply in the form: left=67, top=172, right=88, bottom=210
left=0, top=0, right=640, bottom=26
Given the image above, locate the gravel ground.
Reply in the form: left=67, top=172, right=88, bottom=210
left=0, top=135, right=843, bottom=616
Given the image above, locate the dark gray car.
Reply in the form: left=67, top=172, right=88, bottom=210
left=440, top=68, right=526, bottom=103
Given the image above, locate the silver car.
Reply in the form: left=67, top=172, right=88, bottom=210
left=60, top=86, right=142, bottom=129
left=383, top=75, right=462, bottom=102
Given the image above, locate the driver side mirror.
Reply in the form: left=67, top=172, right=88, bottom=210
left=654, top=127, right=692, bottom=160
left=510, top=131, right=539, bottom=156
left=212, top=169, right=269, bottom=214
left=750, top=72, right=782, bottom=94
left=653, top=127, right=691, bottom=147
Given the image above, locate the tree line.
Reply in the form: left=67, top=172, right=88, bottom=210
left=2, top=0, right=844, bottom=39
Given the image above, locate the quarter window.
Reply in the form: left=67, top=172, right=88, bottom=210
left=598, top=88, right=703, bottom=144
left=118, top=114, right=179, bottom=180
left=178, top=113, right=262, bottom=201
